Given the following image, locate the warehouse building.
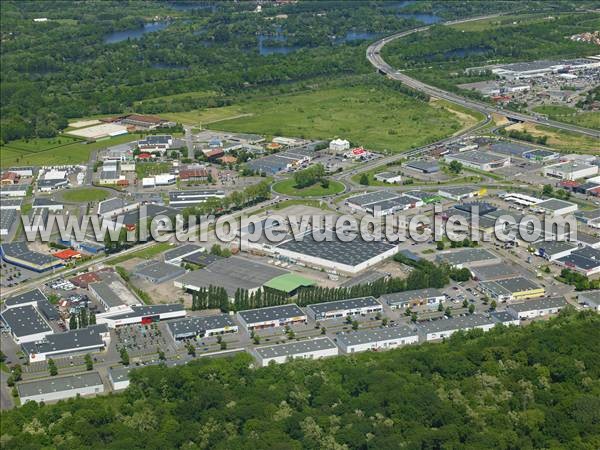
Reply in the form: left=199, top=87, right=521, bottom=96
left=578, top=291, right=600, bottom=312
left=435, top=248, right=500, bottom=269
left=490, top=310, right=521, bottom=327
left=373, top=172, right=402, bottom=184
left=574, top=232, right=600, bottom=249
left=237, top=304, right=306, bottom=331
left=380, top=288, right=445, bottom=309
left=88, top=278, right=142, bottom=313
left=163, top=244, right=205, bottom=265
left=533, top=198, right=578, bottom=216
left=557, top=246, right=600, bottom=276
left=437, top=186, right=485, bottom=201
left=97, top=304, right=185, bottom=328
left=0, top=305, right=53, bottom=344
left=523, top=149, right=560, bottom=162
left=3, top=288, right=48, bottom=310
left=132, top=260, right=186, bottom=284
left=274, top=230, right=398, bottom=274
left=0, top=198, right=23, bottom=210
left=0, top=209, right=17, bottom=236
left=444, top=151, right=510, bottom=171
left=0, top=185, right=28, bottom=197
left=108, top=366, right=131, bottom=391
left=471, top=262, right=520, bottom=281
left=479, top=276, right=545, bottom=302
left=531, top=241, right=577, bottom=261
left=18, top=372, right=104, bottom=404
left=97, top=197, right=139, bottom=218
left=404, top=160, right=440, bottom=173
left=336, top=326, right=418, bottom=354
left=346, top=191, right=421, bottom=216
left=167, top=314, right=238, bottom=340
left=174, top=256, right=288, bottom=297
left=306, top=296, right=382, bottom=321
left=168, top=189, right=226, bottom=209
left=507, top=296, right=567, bottom=319
left=418, top=314, right=495, bottom=342
left=543, top=161, right=598, bottom=181
left=22, top=324, right=110, bottom=362
left=253, top=337, right=338, bottom=367
left=137, top=135, right=173, bottom=153
left=0, top=242, right=64, bottom=272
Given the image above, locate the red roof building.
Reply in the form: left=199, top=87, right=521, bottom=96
left=136, top=152, right=152, bottom=159
left=53, top=249, right=81, bottom=260
left=179, top=168, right=208, bottom=181
left=1, top=172, right=19, bottom=185
left=219, top=155, right=238, bottom=165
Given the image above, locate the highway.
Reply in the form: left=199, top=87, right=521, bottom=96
left=366, top=15, right=600, bottom=139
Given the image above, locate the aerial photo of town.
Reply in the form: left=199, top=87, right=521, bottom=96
left=0, top=1, right=599, bottom=449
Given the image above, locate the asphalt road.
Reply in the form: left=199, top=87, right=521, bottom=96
left=366, top=15, right=600, bottom=139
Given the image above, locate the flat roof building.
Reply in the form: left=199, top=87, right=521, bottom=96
left=544, top=161, right=598, bottom=181
left=1, top=242, right=64, bottom=272
left=0, top=305, right=53, bottom=344
left=418, top=314, right=495, bottom=341
left=167, top=314, right=238, bottom=340
left=3, top=288, right=47, bottom=310
left=18, top=372, right=104, bottom=404
left=89, top=278, right=141, bottom=313
left=437, top=186, right=484, bottom=201
left=578, top=290, right=600, bottom=312
left=237, top=304, right=306, bottom=331
left=168, top=189, right=225, bottom=209
left=306, top=296, right=382, bottom=321
left=534, top=198, right=578, bottom=216
left=507, top=296, right=567, bottom=319
left=404, top=160, right=440, bottom=173
left=336, top=326, right=419, bottom=354
left=132, top=260, right=186, bottom=284
left=380, top=288, right=445, bottom=309
left=97, top=304, right=186, bottom=328
left=479, top=276, right=545, bottom=302
left=253, top=337, right=338, bottom=367
left=444, top=151, right=510, bottom=171
left=163, top=244, right=204, bottom=265
left=435, top=248, right=500, bottom=268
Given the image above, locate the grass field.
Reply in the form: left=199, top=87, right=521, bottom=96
left=430, top=99, right=485, bottom=133
left=107, top=242, right=173, bottom=266
left=160, top=105, right=249, bottom=126
left=531, top=105, right=600, bottom=130
left=0, top=133, right=143, bottom=168
left=272, top=178, right=345, bottom=197
left=62, top=188, right=108, bottom=203
left=135, top=162, right=173, bottom=179
left=505, top=122, right=600, bottom=154
left=205, top=85, right=465, bottom=153
left=448, top=14, right=550, bottom=32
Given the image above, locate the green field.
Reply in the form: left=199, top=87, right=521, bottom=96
left=107, top=242, right=173, bottom=266
left=160, top=105, right=248, bottom=126
left=136, top=162, right=173, bottom=179
left=62, top=188, right=108, bottom=203
left=206, top=85, right=465, bottom=153
left=272, top=178, right=345, bottom=197
left=532, top=105, right=600, bottom=130
left=0, top=133, right=143, bottom=168
left=505, top=122, right=600, bottom=154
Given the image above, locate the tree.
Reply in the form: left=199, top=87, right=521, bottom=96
left=69, top=314, right=78, bottom=330
left=359, top=173, right=370, bottom=185
left=490, top=300, right=497, bottom=311
left=445, top=307, right=452, bottom=317
left=448, top=160, right=463, bottom=174
left=462, top=299, right=469, bottom=308
left=468, top=304, right=475, bottom=314
left=436, top=241, right=445, bottom=251
left=351, top=320, right=359, bottom=331
left=48, top=358, right=58, bottom=376
left=120, top=348, right=130, bottom=366
left=158, top=349, right=166, bottom=361
left=187, top=343, right=196, bottom=357
left=84, top=354, right=93, bottom=371
left=542, top=184, right=554, bottom=197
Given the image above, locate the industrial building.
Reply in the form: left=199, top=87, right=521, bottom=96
left=108, top=366, right=131, bottom=391
left=523, top=149, right=560, bottom=162
left=22, top=324, right=110, bottom=362
left=531, top=241, right=578, bottom=261
left=336, top=326, right=418, bottom=354
left=478, top=276, right=545, bottom=302
left=306, top=296, right=382, bottom=321
left=373, top=172, right=402, bottom=184
left=0, top=208, right=17, bottom=236
left=88, top=277, right=142, bottom=313
left=18, top=372, right=104, bottom=404
left=132, top=260, right=186, bottom=284
left=557, top=246, right=600, bottom=276
left=444, top=151, right=510, bottom=171
left=237, top=304, right=307, bottom=331
left=346, top=191, right=421, bottom=216
left=163, top=244, right=205, bottom=265
left=435, top=248, right=500, bottom=269
left=507, top=296, right=567, bottom=319
left=0, top=184, right=28, bottom=197
left=0, top=305, right=53, bottom=344
left=174, top=256, right=288, bottom=297
left=97, top=304, right=186, bottom=328
left=168, top=189, right=226, bottom=209
left=253, top=337, right=338, bottom=367
left=543, top=161, right=598, bottom=181
left=0, top=241, right=64, bottom=272
left=166, top=314, right=238, bottom=340
left=404, top=160, right=440, bottom=173
left=533, top=198, right=578, bottom=216
left=490, top=310, right=521, bottom=327
left=578, top=291, right=600, bottom=312
left=470, top=262, right=520, bottom=281
left=97, top=197, right=139, bottom=218
left=380, top=288, right=445, bottom=310
left=417, top=314, right=495, bottom=341
left=3, top=288, right=48, bottom=310
left=273, top=230, right=398, bottom=274
left=137, top=135, right=173, bottom=153
left=437, top=186, right=484, bottom=201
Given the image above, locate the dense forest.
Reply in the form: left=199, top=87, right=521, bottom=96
left=0, top=0, right=545, bottom=143
left=1, top=310, right=599, bottom=449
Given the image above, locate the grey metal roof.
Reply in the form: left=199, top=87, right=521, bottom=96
left=0, top=198, right=23, bottom=208
left=0, top=209, right=17, bottom=230
left=558, top=253, right=600, bottom=271
left=107, top=304, right=184, bottom=320
left=471, top=263, right=520, bottom=281
left=255, top=337, right=336, bottom=359
left=489, top=142, right=533, bottom=156
left=17, top=372, right=103, bottom=398
left=167, top=314, right=236, bottom=337
left=89, top=281, right=128, bottom=309
left=1, top=242, right=61, bottom=267
left=435, top=248, right=499, bottom=266
left=418, top=314, right=494, bottom=334
left=483, top=276, right=541, bottom=294
left=346, top=190, right=399, bottom=207
left=380, top=288, right=443, bottom=306
left=119, top=204, right=180, bottom=226
left=531, top=240, right=578, bottom=256
left=238, top=304, right=305, bottom=325
left=307, top=296, right=381, bottom=315
left=0, top=305, right=52, bottom=337
left=133, top=260, right=186, bottom=282
left=276, top=231, right=396, bottom=267
left=509, top=296, right=566, bottom=312
left=98, top=197, right=133, bottom=215
left=490, top=310, right=518, bottom=324
left=447, top=150, right=508, bottom=164
left=438, top=186, right=479, bottom=197
left=405, top=160, right=440, bottom=172
left=536, top=198, right=576, bottom=212
left=579, top=290, right=600, bottom=307
left=163, top=244, right=203, bottom=261
left=37, top=299, right=61, bottom=321
left=4, top=289, right=48, bottom=307
left=337, top=325, right=417, bottom=347
left=32, top=197, right=63, bottom=208
left=340, top=270, right=386, bottom=288
left=22, top=324, right=108, bottom=356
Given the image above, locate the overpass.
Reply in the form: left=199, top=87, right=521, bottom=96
left=366, top=15, right=600, bottom=139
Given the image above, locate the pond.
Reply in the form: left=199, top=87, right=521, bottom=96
left=104, top=21, right=170, bottom=44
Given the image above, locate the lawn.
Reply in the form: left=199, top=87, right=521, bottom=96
left=272, top=178, right=345, bottom=197
left=208, top=85, right=465, bottom=153
left=532, top=105, right=600, bottom=131
left=62, top=188, right=108, bottom=203
left=0, top=133, right=142, bottom=168
left=505, top=122, right=600, bottom=154
left=107, top=242, right=173, bottom=266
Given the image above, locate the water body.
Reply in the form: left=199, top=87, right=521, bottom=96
left=104, top=21, right=170, bottom=44
left=443, top=46, right=492, bottom=59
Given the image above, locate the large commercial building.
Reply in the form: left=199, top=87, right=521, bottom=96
left=168, top=189, right=226, bottom=209
left=0, top=242, right=64, bottom=272
left=418, top=314, right=495, bottom=341
left=132, top=260, right=186, bottom=284
left=3, top=288, right=48, bottom=310
left=346, top=191, right=421, bottom=216
left=237, top=304, right=306, bottom=331
left=507, top=296, right=567, bottom=319
left=437, top=186, right=485, bottom=201
left=166, top=314, right=238, bottom=340
left=18, top=372, right=104, bottom=404
left=479, top=276, right=545, bottom=302
left=435, top=248, right=500, bottom=269
left=380, top=288, right=445, bottom=310
left=579, top=291, right=600, bottom=312
left=531, top=241, right=578, bottom=261
left=543, top=161, right=598, bottom=181
left=163, top=244, right=205, bottom=265
left=97, top=304, right=186, bottom=328
left=533, top=198, right=578, bottom=216
left=557, top=246, right=600, bottom=276
left=336, top=326, right=419, bottom=354
left=89, top=277, right=142, bottom=313
left=444, top=151, right=510, bottom=171
left=22, top=324, right=110, bottom=362
left=0, top=305, right=53, bottom=344
left=253, top=337, right=338, bottom=367
left=306, top=296, right=382, bottom=321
